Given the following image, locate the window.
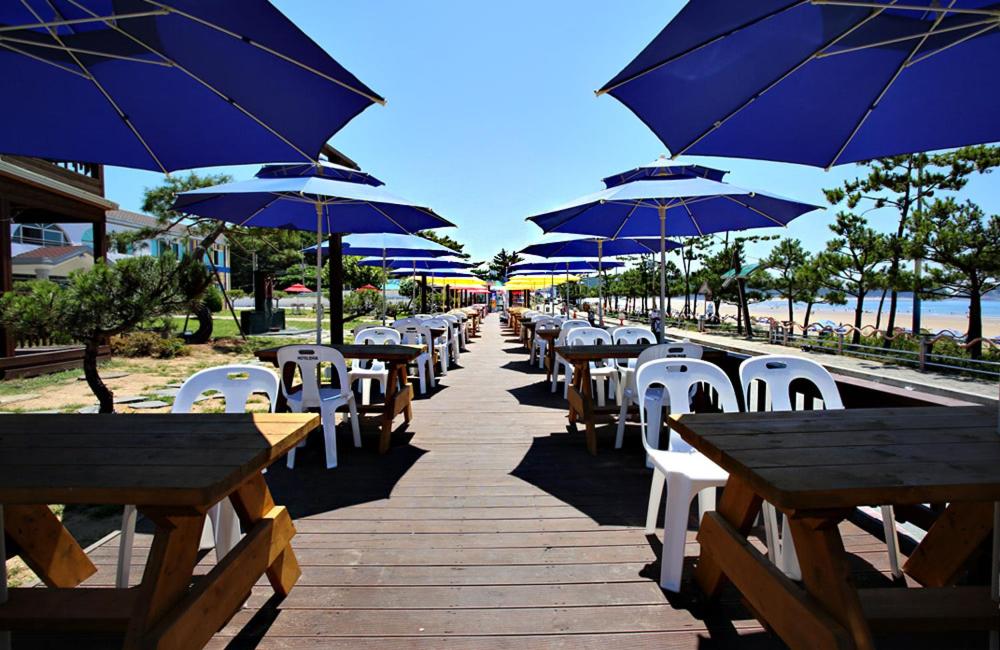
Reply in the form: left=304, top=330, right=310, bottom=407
left=13, top=223, right=69, bottom=246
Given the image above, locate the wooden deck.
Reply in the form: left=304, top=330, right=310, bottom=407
left=29, top=315, right=991, bottom=648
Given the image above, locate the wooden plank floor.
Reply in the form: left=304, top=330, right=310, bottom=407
left=24, top=315, right=991, bottom=649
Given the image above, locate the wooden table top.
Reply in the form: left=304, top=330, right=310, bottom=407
left=555, top=344, right=728, bottom=362
left=0, top=413, right=317, bottom=507
left=256, top=343, right=424, bottom=364
left=669, top=405, right=1000, bottom=511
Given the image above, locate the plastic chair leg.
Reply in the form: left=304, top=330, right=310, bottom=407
left=563, top=365, right=572, bottom=399
left=212, top=502, right=241, bottom=561
left=551, top=364, right=560, bottom=393
left=645, top=469, right=665, bottom=534
left=595, top=377, right=606, bottom=408
left=881, top=505, right=904, bottom=578
left=417, top=364, right=427, bottom=394
left=615, top=397, right=629, bottom=449
left=660, top=473, right=695, bottom=592
left=361, top=378, right=371, bottom=406
left=320, top=407, right=338, bottom=469
left=697, top=487, right=716, bottom=520
left=347, top=396, right=361, bottom=448
left=115, top=505, right=138, bottom=588
left=645, top=406, right=662, bottom=469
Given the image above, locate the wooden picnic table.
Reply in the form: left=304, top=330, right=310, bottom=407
left=536, top=327, right=560, bottom=381
left=0, top=412, right=317, bottom=649
left=255, top=343, right=423, bottom=454
left=557, top=344, right=727, bottom=455
left=669, top=405, right=1000, bottom=650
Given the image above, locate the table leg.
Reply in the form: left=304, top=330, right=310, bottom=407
left=546, top=343, right=555, bottom=382
left=229, top=473, right=300, bottom=596
left=695, top=475, right=762, bottom=598
left=787, top=514, right=876, bottom=650
left=2, top=504, right=95, bottom=588
left=377, top=362, right=413, bottom=454
left=123, top=510, right=205, bottom=649
left=904, top=501, right=994, bottom=587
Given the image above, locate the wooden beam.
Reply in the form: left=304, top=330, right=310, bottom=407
left=904, top=501, right=994, bottom=587
left=0, top=588, right=134, bottom=632
left=697, top=512, right=852, bottom=650
left=695, top=476, right=762, bottom=598
left=3, top=504, right=95, bottom=588
left=328, top=233, right=343, bottom=345
left=229, top=472, right=301, bottom=596
left=92, top=218, right=107, bottom=261
left=860, top=586, right=999, bottom=631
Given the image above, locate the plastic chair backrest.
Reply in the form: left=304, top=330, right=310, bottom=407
left=414, top=314, right=434, bottom=320
left=739, top=355, right=843, bottom=412
left=613, top=327, right=656, bottom=345
left=635, top=341, right=703, bottom=366
left=356, top=327, right=402, bottom=346
left=276, top=345, right=351, bottom=407
left=352, top=322, right=381, bottom=338
left=423, top=317, right=451, bottom=343
left=636, top=358, right=739, bottom=454
left=172, top=365, right=279, bottom=414
left=394, top=323, right=432, bottom=348
left=567, top=327, right=612, bottom=347
left=557, top=319, right=591, bottom=345
left=535, top=320, right=562, bottom=335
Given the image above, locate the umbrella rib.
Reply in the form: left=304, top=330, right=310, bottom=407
left=825, top=1, right=955, bottom=168
left=597, top=1, right=807, bottom=95
left=17, top=0, right=168, bottom=173
left=62, top=0, right=321, bottom=166
left=673, top=3, right=891, bottom=159
left=610, top=202, right=641, bottom=240
left=719, top=195, right=791, bottom=227
left=810, top=1, right=1000, bottom=17
left=813, top=17, right=999, bottom=58
left=364, top=201, right=417, bottom=236
left=907, top=21, right=1000, bottom=66
left=140, top=0, right=386, bottom=106
left=0, top=34, right=173, bottom=65
left=677, top=199, right=705, bottom=236
left=0, top=40, right=89, bottom=78
left=0, top=11, right=167, bottom=33
left=233, top=194, right=286, bottom=227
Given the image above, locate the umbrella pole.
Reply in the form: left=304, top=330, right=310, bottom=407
left=659, top=204, right=667, bottom=342
left=315, top=203, right=323, bottom=345
left=598, top=239, right=605, bottom=327
left=564, top=264, right=570, bottom=317
left=381, top=248, right=387, bottom=326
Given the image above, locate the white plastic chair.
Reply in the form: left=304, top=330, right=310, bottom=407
left=279, top=346, right=361, bottom=470
left=423, top=317, right=452, bottom=375
left=616, top=342, right=703, bottom=460
left=115, top=365, right=279, bottom=589
left=350, top=327, right=401, bottom=406
left=394, top=322, right=436, bottom=394
left=636, top=358, right=736, bottom=591
left=565, top=327, right=618, bottom=407
left=529, top=316, right=557, bottom=367
left=611, top=327, right=657, bottom=400
left=439, top=313, right=462, bottom=363
left=550, top=319, right=591, bottom=394
left=449, top=310, right=470, bottom=348
left=739, top=355, right=904, bottom=580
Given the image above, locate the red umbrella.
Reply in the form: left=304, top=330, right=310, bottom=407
left=283, top=283, right=313, bottom=294
left=355, top=284, right=379, bottom=292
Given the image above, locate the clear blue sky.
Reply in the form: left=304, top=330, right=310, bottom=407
left=104, top=0, right=1000, bottom=264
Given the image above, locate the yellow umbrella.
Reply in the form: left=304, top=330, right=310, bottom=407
left=425, top=277, right=487, bottom=288
left=506, top=274, right=579, bottom=289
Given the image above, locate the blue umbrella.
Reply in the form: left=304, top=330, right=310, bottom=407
left=597, top=1, right=1000, bottom=168
left=526, top=158, right=821, bottom=337
left=358, top=257, right=474, bottom=270
left=305, top=233, right=458, bottom=258
left=519, top=237, right=680, bottom=259
left=173, top=161, right=453, bottom=341
left=0, top=1, right=383, bottom=172
left=511, top=260, right=624, bottom=273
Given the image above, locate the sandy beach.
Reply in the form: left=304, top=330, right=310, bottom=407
left=716, top=303, right=1000, bottom=339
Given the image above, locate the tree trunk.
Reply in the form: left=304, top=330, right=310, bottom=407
left=804, top=303, right=814, bottom=330
left=884, top=285, right=898, bottom=346
left=852, top=295, right=865, bottom=345
left=874, top=286, right=888, bottom=331
left=786, top=286, right=794, bottom=324
left=84, top=340, right=113, bottom=413
left=968, top=287, right=983, bottom=360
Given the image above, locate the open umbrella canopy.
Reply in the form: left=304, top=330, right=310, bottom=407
left=173, top=161, right=454, bottom=233
left=597, top=1, right=1000, bottom=167
left=506, top=275, right=579, bottom=290
left=357, top=256, right=474, bottom=270
left=304, top=232, right=458, bottom=258
left=424, top=276, right=488, bottom=288
left=526, top=157, right=820, bottom=238
left=519, top=236, right=680, bottom=258
left=283, top=283, right=312, bottom=294
left=510, top=259, right=624, bottom=273
left=0, top=1, right=383, bottom=172
left=391, top=268, right=476, bottom=279
left=355, top=284, right=379, bottom=292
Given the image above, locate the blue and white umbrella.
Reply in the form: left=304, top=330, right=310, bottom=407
left=597, top=1, right=1000, bottom=168
left=173, top=161, right=454, bottom=342
left=527, top=158, right=821, bottom=337
left=0, top=1, right=382, bottom=172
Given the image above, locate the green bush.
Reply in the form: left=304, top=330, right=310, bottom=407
left=203, top=286, right=224, bottom=313
left=344, top=290, right=384, bottom=317
left=111, top=331, right=189, bottom=358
